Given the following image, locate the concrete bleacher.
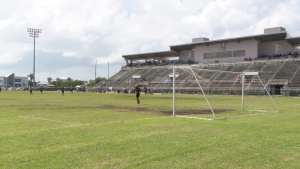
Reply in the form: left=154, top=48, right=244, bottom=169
left=102, top=59, right=300, bottom=94
left=289, top=63, right=300, bottom=87
left=273, top=61, right=300, bottom=80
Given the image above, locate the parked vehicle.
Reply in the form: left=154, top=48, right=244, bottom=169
left=8, top=87, right=16, bottom=91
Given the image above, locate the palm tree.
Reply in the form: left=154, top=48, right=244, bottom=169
left=27, top=73, right=33, bottom=86
left=27, top=73, right=33, bottom=81
left=47, top=77, right=52, bottom=83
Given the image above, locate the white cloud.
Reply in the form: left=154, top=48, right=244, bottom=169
left=0, top=0, right=299, bottom=81
left=62, top=52, right=77, bottom=57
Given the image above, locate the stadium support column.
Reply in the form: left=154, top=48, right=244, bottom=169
left=242, top=74, right=245, bottom=110
left=173, top=67, right=176, bottom=116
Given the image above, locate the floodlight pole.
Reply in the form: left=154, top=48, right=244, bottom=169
left=108, top=61, right=109, bottom=79
left=242, top=74, right=245, bottom=110
left=173, top=67, right=176, bottom=116
left=27, top=28, right=42, bottom=88
left=95, top=60, right=97, bottom=89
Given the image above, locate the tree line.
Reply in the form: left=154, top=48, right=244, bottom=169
left=46, top=77, right=106, bottom=87
left=27, top=74, right=106, bottom=88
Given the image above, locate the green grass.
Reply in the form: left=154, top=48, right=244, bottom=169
left=0, top=91, right=300, bottom=168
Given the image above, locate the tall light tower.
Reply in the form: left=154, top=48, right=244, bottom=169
left=27, top=28, right=42, bottom=88
left=95, top=60, right=97, bottom=89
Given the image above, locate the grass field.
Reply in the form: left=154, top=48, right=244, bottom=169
left=0, top=91, right=300, bottom=168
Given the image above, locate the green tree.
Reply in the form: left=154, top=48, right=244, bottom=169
left=49, top=78, right=86, bottom=88
left=47, top=77, right=52, bottom=83
left=27, top=73, right=34, bottom=87
left=27, top=73, right=33, bottom=81
left=96, top=77, right=106, bottom=84
left=87, top=77, right=106, bottom=87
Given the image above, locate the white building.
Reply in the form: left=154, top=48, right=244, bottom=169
left=0, top=73, right=28, bottom=88
left=36, top=82, right=48, bottom=87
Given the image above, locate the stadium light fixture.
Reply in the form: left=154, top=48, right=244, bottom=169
left=27, top=28, right=42, bottom=88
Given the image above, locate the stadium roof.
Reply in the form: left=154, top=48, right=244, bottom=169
left=170, top=32, right=289, bottom=52
left=286, top=36, right=300, bottom=46
left=122, top=50, right=179, bottom=60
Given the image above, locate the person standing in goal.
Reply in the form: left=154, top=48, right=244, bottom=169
left=136, top=86, right=141, bottom=104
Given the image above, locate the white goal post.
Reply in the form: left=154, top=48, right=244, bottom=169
left=172, top=66, right=279, bottom=120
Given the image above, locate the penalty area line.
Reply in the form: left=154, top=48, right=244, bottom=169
left=19, top=115, right=85, bottom=125
left=0, top=124, right=90, bottom=136
left=88, top=117, right=168, bottom=125
left=4, top=117, right=167, bottom=136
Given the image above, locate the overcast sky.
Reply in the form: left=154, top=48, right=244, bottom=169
left=1, top=0, right=299, bottom=82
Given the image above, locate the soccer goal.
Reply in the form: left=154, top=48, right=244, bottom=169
left=172, top=66, right=279, bottom=120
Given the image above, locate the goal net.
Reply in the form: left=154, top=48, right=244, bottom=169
left=172, top=66, right=279, bottom=120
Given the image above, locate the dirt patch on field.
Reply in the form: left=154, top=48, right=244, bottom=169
left=13, top=103, right=232, bottom=116
left=102, top=105, right=152, bottom=112
left=57, top=104, right=233, bottom=116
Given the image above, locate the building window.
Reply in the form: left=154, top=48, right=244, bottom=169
left=233, top=50, right=245, bottom=57
left=215, top=52, right=222, bottom=58
left=215, top=51, right=232, bottom=58
left=0, top=80, right=3, bottom=83
left=221, top=51, right=232, bottom=58
left=15, top=79, right=21, bottom=82
left=15, top=84, right=21, bottom=87
left=203, top=53, right=214, bottom=59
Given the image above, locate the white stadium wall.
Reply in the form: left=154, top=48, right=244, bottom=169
left=161, top=55, right=180, bottom=61
left=259, top=40, right=294, bottom=56
left=179, top=50, right=194, bottom=61
left=193, top=39, right=258, bottom=63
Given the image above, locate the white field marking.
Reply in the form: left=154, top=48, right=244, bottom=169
left=214, top=112, right=276, bottom=119
left=0, top=124, right=90, bottom=136
left=88, top=117, right=168, bottom=125
left=19, top=116, right=84, bottom=125
left=176, top=109, right=277, bottom=121
left=21, top=114, right=52, bottom=117
left=20, top=110, right=111, bottom=117
left=278, top=104, right=300, bottom=108
left=3, top=116, right=168, bottom=136
left=246, top=109, right=277, bottom=113
left=176, top=116, right=213, bottom=121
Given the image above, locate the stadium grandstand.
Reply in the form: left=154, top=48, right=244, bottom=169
left=101, top=27, right=300, bottom=96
